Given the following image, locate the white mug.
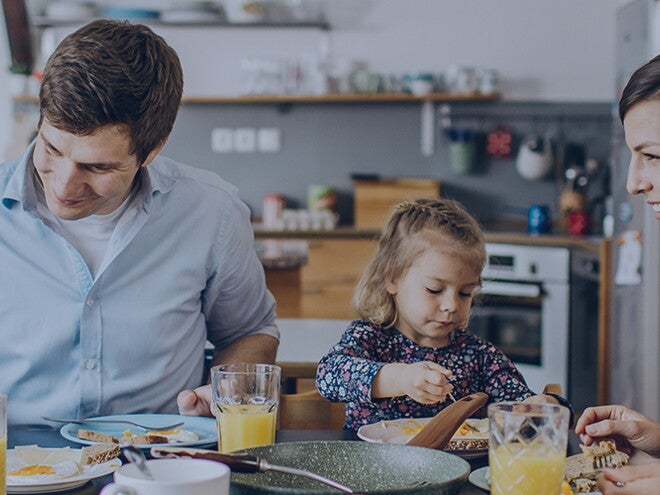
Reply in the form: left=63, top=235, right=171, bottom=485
left=100, top=459, right=230, bottom=495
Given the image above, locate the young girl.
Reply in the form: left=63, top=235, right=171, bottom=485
left=315, top=198, right=570, bottom=430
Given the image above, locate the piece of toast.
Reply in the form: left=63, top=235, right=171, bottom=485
left=77, top=428, right=118, bottom=444
left=80, top=443, right=121, bottom=465
left=564, top=441, right=630, bottom=493
left=120, top=434, right=169, bottom=445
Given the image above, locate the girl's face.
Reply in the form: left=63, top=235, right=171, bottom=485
left=625, top=99, right=660, bottom=219
left=387, top=244, right=481, bottom=348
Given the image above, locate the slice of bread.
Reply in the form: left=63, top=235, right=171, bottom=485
left=120, top=434, right=169, bottom=445
left=77, top=429, right=118, bottom=444
left=80, top=443, right=120, bottom=465
left=564, top=441, right=630, bottom=493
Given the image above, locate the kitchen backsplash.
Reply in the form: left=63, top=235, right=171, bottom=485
left=163, top=100, right=612, bottom=232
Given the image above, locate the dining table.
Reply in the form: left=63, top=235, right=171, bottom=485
left=7, top=424, right=491, bottom=494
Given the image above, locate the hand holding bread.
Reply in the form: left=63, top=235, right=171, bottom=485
left=575, top=405, right=660, bottom=460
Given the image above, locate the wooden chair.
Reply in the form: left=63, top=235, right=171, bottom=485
left=542, top=383, right=563, bottom=396
left=278, top=389, right=345, bottom=430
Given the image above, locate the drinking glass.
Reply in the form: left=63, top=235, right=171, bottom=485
left=1, top=394, right=6, bottom=495
left=211, top=364, right=280, bottom=453
left=488, top=402, right=569, bottom=495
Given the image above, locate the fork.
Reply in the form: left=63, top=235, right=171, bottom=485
left=42, top=416, right=185, bottom=431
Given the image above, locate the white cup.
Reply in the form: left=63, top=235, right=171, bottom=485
left=100, top=459, right=230, bottom=495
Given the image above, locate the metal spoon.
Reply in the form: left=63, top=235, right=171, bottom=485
left=121, top=445, right=154, bottom=480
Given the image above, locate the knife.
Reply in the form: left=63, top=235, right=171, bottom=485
left=150, top=446, right=354, bottom=493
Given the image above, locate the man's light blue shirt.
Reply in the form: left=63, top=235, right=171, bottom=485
left=0, top=143, right=278, bottom=425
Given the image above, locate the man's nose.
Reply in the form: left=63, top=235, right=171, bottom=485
left=52, top=163, right=85, bottom=196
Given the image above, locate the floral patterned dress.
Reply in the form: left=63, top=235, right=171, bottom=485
left=315, top=320, right=534, bottom=430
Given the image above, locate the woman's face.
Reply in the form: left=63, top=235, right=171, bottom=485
left=625, top=99, right=660, bottom=220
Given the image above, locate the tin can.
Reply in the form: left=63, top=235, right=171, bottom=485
left=307, top=185, right=337, bottom=211
left=528, top=204, right=551, bottom=235
left=263, top=193, right=285, bottom=229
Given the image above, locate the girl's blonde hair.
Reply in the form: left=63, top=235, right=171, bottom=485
left=354, top=197, right=486, bottom=327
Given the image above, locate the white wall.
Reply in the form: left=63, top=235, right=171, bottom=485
left=0, top=0, right=634, bottom=158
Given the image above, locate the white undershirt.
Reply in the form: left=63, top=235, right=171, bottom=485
left=35, top=178, right=137, bottom=278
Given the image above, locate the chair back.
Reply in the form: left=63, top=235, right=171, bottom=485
left=278, top=389, right=345, bottom=430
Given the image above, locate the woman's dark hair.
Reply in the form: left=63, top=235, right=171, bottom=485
left=39, top=19, right=183, bottom=164
left=619, top=54, right=660, bottom=123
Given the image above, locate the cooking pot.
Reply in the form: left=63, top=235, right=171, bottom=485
left=229, top=441, right=469, bottom=495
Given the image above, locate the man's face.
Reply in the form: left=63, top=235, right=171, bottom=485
left=33, top=120, right=142, bottom=220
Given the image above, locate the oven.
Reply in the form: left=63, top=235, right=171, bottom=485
left=469, top=243, right=570, bottom=397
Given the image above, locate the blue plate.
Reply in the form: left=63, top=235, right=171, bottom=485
left=59, top=414, right=217, bottom=449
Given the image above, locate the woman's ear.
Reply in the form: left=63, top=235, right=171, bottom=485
left=386, top=281, right=398, bottom=295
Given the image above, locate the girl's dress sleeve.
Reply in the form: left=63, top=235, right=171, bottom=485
left=315, top=321, right=385, bottom=404
left=476, top=339, right=535, bottom=401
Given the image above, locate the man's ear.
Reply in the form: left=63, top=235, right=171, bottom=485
left=140, top=135, right=170, bottom=167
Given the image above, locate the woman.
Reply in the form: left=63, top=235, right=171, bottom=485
left=575, top=54, right=660, bottom=495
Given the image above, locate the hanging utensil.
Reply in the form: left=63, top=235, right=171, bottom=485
left=150, top=446, right=354, bottom=493
left=406, top=392, right=489, bottom=450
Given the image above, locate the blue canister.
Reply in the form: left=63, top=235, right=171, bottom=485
left=528, top=204, right=551, bottom=235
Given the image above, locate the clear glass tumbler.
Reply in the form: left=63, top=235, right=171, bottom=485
left=488, top=402, right=569, bottom=495
left=211, top=364, right=281, bottom=453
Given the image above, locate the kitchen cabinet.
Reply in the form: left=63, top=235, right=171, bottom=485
left=299, top=238, right=377, bottom=319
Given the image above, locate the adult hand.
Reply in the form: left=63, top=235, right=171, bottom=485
left=401, top=361, right=453, bottom=405
left=177, top=384, right=214, bottom=417
left=597, top=461, right=660, bottom=495
left=575, top=405, right=660, bottom=459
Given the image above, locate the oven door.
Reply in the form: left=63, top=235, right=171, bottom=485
left=470, top=280, right=569, bottom=394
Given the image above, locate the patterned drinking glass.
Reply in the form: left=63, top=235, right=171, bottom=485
left=488, top=402, right=569, bottom=495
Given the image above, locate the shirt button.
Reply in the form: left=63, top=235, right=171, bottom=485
left=85, top=359, right=96, bottom=370
left=86, top=298, right=95, bottom=307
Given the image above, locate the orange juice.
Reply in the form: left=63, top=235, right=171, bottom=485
left=0, top=434, right=6, bottom=495
left=216, top=404, right=276, bottom=453
left=489, top=443, right=564, bottom=495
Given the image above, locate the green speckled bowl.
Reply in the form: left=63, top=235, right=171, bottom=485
left=230, top=441, right=470, bottom=495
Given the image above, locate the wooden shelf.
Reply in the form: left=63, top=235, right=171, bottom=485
left=181, top=92, right=501, bottom=104
left=31, top=17, right=329, bottom=30
left=13, top=92, right=501, bottom=105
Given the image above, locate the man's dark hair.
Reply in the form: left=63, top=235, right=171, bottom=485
left=39, top=19, right=183, bottom=164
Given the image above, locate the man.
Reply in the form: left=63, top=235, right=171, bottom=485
left=0, top=19, right=278, bottom=424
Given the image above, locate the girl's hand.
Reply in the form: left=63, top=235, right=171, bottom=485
left=400, top=361, right=454, bottom=405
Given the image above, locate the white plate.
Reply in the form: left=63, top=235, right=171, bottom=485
left=6, top=447, right=121, bottom=493
left=59, top=414, right=217, bottom=449
left=468, top=466, right=602, bottom=495
left=357, top=417, right=488, bottom=459
left=468, top=466, right=489, bottom=492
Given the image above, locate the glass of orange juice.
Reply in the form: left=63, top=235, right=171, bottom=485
left=1, top=394, right=6, bottom=495
left=488, top=402, right=569, bottom=495
left=211, top=364, right=280, bottom=453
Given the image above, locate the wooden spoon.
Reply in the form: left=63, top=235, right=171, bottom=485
left=406, top=392, right=489, bottom=450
